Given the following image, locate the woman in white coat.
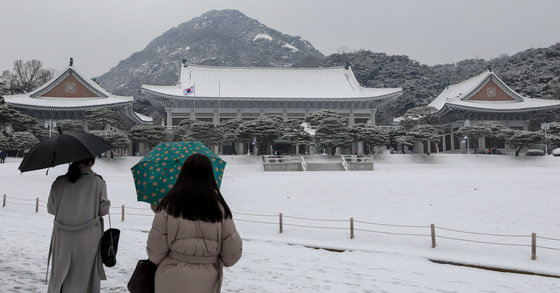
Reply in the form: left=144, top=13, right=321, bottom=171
left=47, top=158, right=110, bottom=293
left=147, top=154, right=242, bottom=293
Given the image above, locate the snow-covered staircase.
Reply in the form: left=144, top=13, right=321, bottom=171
left=305, top=162, right=345, bottom=171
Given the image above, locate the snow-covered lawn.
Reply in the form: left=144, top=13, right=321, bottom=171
left=1, top=154, right=560, bottom=292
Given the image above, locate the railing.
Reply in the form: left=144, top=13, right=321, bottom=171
left=4, top=193, right=560, bottom=261
left=262, top=155, right=304, bottom=164
left=341, top=156, right=348, bottom=171
left=341, top=155, right=375, bottom=163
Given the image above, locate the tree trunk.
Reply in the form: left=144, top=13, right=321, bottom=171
left=401, top=145, right=406, bottom=154
left=515, top=147, right=522, bottom=156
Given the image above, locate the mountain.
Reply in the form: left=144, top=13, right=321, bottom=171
left=96, top=9, right=324, bottom=96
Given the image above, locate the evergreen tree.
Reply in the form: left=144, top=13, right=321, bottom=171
left=57, top=120, right=84, bottom=132
left=0, top=132, right=8, bottom=149
left=172, top=119, right=195, bottom=141
left=8, top=131, right=39, bottom=157
left=280, top=119, right=312, bottom=153
left=306, top=110, right=343, bottom=128
left=457, top=124, right=493, bottom=139
left=408, top=124, right=440, bottom=153
left=400, top=106, right=439, bottom=129
left=386, top=125, right=418, bottom=153
left=86, top=108, right=125, bottom=130
left=351, top=125, right=389, bottom=153
left=185, top=120, right=224, bottom=147
left=314, top=112, right=352, bottom=154
left=218, top=119, right=243, bottom=144
left=129, top=125, right=168, bottom=149
left=90, top=131, right=130, bottom=150
left=505, top=130, right=543, bottom=156
left=237, top=117, right=282, bottom=155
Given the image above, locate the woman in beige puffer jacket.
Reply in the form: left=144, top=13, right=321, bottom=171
left=147, top=154, right=242, bottom=293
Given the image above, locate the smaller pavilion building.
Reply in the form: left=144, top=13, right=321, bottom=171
left=3, top=58, right=150, bottom=130
left=428, top=67, right=560, bottom=153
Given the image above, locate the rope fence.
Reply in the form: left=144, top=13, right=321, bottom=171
left=3, top=193, right=560, bottom=261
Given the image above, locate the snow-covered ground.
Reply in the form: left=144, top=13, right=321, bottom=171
left=1, top=154, right=560, bottom=292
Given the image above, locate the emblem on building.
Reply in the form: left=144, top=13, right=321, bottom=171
left=64, top=82, right=77, bottom=93
left=487, top=87, right=497, bottom=97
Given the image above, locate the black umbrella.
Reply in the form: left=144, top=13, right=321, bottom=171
left=18, top=131, right=113, bottom=173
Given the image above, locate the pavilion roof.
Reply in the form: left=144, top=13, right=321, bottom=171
left=428, top=70, right=560, bottom=113
left=3, top=65, right=133, bottom=109
left=142, top=64, right=402, bottom=100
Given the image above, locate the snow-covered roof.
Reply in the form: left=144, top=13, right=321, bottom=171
left=142, top=64, right=402, bottom=100
left=4, top=96, right=133, bottom=110
left=4, top=66, right=133, bottom=109
left=428, top=70, right=560, bottom=112
left=133, top=111, right=153, bottom=123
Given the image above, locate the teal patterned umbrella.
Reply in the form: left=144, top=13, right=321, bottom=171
left=131, top=141, right=226, bottom=205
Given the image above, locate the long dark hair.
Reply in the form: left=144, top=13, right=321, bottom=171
left=157, top=154, right=232, bottom=222
left=67, top=158, right=94, bottom=183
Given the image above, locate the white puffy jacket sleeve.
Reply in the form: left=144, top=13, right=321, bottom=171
left=146, top=211, right=169, bottom=265
left=220, top=217, right=242, bottom=267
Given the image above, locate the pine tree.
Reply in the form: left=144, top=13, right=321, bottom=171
left=90, top=131, right=130, bottom=150
left=351, top=125, right=389, bottom=153
left=57, top=120, right=84, bottom=132
left=172, top=119, right=195, bottom=141
left=218, top=119, right=243, bottom=144
left=314, top=113, right=352, bottom=155
left=8, top=131, right=39, bottom=157
left=185, top=120, right=224, bottom=148
left=280, top=119, right=312, bottom=154
left=129, top=125, right=168, bottom=149
left=505, top=130, right=543, bottom=156
left=86, top=108, right=125, bottom=130
left=237, top=117, right=282, bottom=155
left=0, top=132, right=8, bottom=149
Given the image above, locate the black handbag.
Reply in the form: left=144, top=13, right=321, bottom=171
left=127, top=259, right=157, bottom=293
left=100, top=214, right=120, bottom=267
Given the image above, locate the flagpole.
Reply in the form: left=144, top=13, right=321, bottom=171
left=193, top=82, right=196, bottom=121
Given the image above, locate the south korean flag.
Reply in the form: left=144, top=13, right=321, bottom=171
left=183, top=84, right=195, bottom=96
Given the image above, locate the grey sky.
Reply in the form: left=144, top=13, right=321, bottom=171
left=1, top=0, right=559, bottom=77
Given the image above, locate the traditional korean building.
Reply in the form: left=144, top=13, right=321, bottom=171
left=141, top=62, right=402, bottom=154
left=3, top=58, right=151, bottom=129
left=428, top=67, right=560, bottom=153
left=141, top=62, right=402, bottom=127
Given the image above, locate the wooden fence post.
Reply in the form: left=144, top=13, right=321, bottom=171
left=121, top=204, right=125, bottom=222
left=350, top=217, right=354, bottom=239
left=531, top=233, right=536, bottom=260
left=279, top=213, right=283, bottom=234
left=35, top=198, right=39, bottom=213
left=2, top=194, right=5, bottom=207
left=431, top=224, right=436, bottom=248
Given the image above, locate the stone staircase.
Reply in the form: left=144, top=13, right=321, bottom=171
left=305, top=162, right=345, bottom=171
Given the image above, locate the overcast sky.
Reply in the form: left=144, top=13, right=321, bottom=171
left=1, top=0, right=559, bottom=77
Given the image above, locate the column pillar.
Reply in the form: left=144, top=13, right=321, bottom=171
left=165, top=108, right=172, bottom=129
left=349, top=110, right=355, bottom=127
left=357, top=141, right=364, bottom=155
left=451, top=133, right=456, bottom=151
left=370, top=109, right=377, bottom=125
left=213, top=109, right=219, bottom=126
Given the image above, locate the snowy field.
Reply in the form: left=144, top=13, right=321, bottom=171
left=1, top=154, right=560, bottom=292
